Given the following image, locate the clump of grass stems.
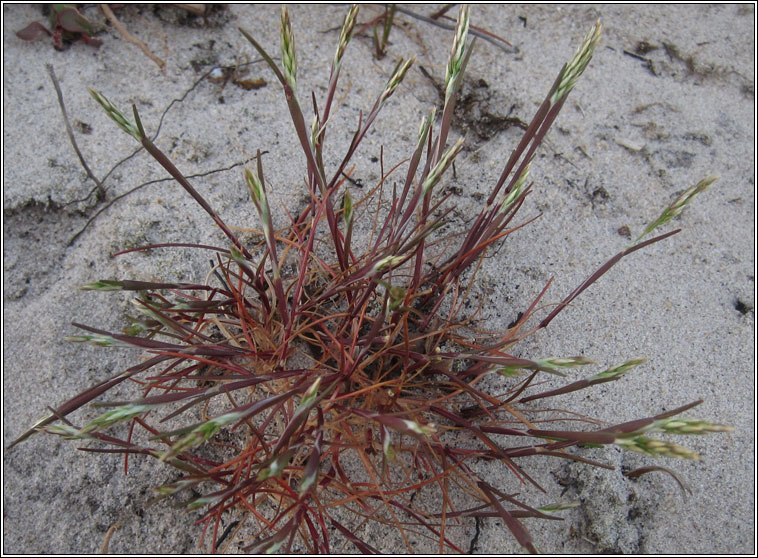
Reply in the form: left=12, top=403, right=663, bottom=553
left=11, top=6, right=728, bottom=554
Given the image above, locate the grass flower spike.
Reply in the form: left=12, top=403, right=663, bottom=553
left=333, top=4, right=358, bottom=71
left=615, top=436, right=701, bottom=459
left=379, top=56, right=415, bottom=108
left=88, top=88, right=141, bottom=141
left=279, top=6, right=297, bottom=93
left=551, top=21, right=602, bottom=105
left=422, top=137, right=464, bottom=193
left=445, top=4, right=470, bottom=104
left=500, top=161, right=531, bottom=214
left=644, top=418, right=733, bottom=435
left=635, top=176, right=718, bottom=244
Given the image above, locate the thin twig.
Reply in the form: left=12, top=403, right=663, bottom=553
left=393, top=5, right=516, bottom=52
left=429, top=4, right=456, bottom=20
left=96, top=64, right=230, bottom=189
left=66, top=60, right=263, bottom=207
left=47, top=64, right=106, bottom=202
left=439, top=14, right=514, bottom=48
left=100, top=4, right=166, bottom=72
left=173, top=4, right=205, bottom=16
left=623, top=49, right=651, bottom=62
left=100, top=520, right=122, bottom=553
left=68, top=156, right=262, bottom=246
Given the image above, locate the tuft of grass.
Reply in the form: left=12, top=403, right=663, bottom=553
left=10, top=5, right=728, bottom=554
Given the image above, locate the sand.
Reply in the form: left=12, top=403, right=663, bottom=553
left=3, top=4, right=754, bottom=554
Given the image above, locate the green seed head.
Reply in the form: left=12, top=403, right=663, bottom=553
left=79, top=280, right=124, bottom=291
left=551, top=21, right=602, bottom=105
left=536, top=355, right=594, bottom=372
left=296, top=376, right=322, bottom=412
left=649, top=418, right=734, bottom=435
left=380, top=57, right=415, bottom=107
left=280, top=6, right=297, bottom=92
left=616, top=435, right=700, bottom=459
left=161, top=411, right=246, bottom=461
left=89, top=89, right=141, bottom=141
left=635, top=177, right=717, bottom=244
left=334, top=4, right=359, bottom=71
left=373, top=255, right=405, bottom=273
left=591, top=358, right=647, bottom=381
left=417, top=108, right=437, bottom=148
left=257, top=451, right=294, bottom=481
left=422, top=138, right=463, bottom=194
left=43, top=424, right=92, bottom=440
left=65, top=333, right=134, bottom=348
left=500, top=161, right=531, bottom=214
left=81, top=404, right=154, bottom=434
left=245, top=168, right=267, bottom=213
left=444, top=5, right=470, bottom=103
left=342, top=190, right=353, bottom=225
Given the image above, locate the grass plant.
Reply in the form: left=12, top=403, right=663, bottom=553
left=10, top=5, right=729, bottom=554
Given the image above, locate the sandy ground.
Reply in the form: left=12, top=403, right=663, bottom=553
left=3, top=4, right=754, bottom=554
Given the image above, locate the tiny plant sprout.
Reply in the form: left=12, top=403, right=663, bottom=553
left=11, top=5, right=728, bottom=554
